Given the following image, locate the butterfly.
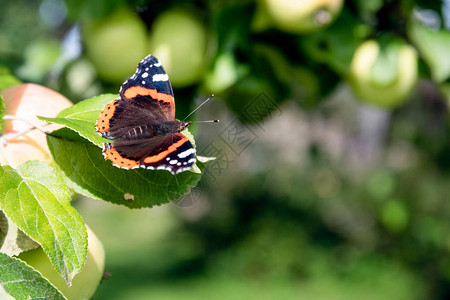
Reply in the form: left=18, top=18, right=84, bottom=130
left=95, top=54, right=195, bottom=175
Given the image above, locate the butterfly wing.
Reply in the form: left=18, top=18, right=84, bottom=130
left=96, top=55, right=175, bottom=139
left=120, top=54, right=175, bottom=120
left=103, top=133, right=196, bottom=174
left=96, top=98, right=167, bottom=139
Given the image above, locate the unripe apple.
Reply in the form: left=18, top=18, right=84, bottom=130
left=349, top=40, right=418, bottom=108
left=261, top=0, right=344, bottom=34
left=380, top=200, right=409, bottom=233
left=82, top=8, right=148, bottom=83
left=0, top=83, right=72, bottom=166
left=19, top=226, right=105, bottom=300
left=204, top=52, right=242, bottom=94
left=149, top=10, right=208, bottom=87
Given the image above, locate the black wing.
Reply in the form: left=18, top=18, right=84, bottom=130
left=120, top=54, right=175, bottom=120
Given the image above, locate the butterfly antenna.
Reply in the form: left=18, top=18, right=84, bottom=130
left=183, top=94, right=215, bottom=121
left=190, top=120, right=220, bottom=123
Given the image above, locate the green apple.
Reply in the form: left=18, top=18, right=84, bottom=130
left=18, top=226, right=105, bottom=300
left=204, top=52, right=244, bottom=94
left=380, top=200, right=409, bottom=233
left=260, top=0, right=344, bottom=34
left=349, top=40, right=418, bottom=108
left=149, top=10, right=208, bottom=87
left=83, top=8, right=148, bottom=83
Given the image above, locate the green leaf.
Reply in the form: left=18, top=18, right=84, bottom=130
left=409, top=22, right=450, bottom=83
left=47, top=133, right=203, bottom=208
left=0, top=161, right=87, bottom=284
left=38, top=93, right=116, bottom=147
left=0, top=211, right=40, bottom=256
left=0, top=97, right=4, bottom=133
left=0, top=212, right=5, bottom=249
left=0, top=252, right=65, bottom=300
left=40, top=93, right=210, bottom=206
left=0, top=67, right=21, bottom=91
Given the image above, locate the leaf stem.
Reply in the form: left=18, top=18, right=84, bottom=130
left=0, top=115, right=51, bottom=169
left=0, top=139, right=16, bottom=168
left=3, top=115, right=48, bottom=133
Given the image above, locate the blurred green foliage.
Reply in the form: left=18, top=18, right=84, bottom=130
left=1, top=0, right=450, bottom=299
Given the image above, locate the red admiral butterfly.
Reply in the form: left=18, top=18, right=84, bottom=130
left=95, top=54, right=196, bottom=174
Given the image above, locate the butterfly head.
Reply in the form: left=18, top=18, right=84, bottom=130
left=177, top=121, right=191, bottom=132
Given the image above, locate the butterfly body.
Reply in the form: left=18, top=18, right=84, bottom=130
left=95, top=55, right=196, bottom=174
left=123, top=121, right=190, bottom=140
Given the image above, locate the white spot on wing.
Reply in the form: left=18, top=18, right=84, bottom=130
left=142, top=80, right=146, bottom=85
left=152, top=74, right=168, bottom=81
left=153, top=62, right=161, bottom=67
left=142, top=72, right=148, bottom=78
left=178, top=148, right=195, bottom=158
left=169, top=160, right=178, bottom=165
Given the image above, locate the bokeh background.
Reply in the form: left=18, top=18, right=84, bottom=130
left=1, top=0, right=450, bottom=299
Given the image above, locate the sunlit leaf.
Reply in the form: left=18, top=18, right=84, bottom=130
left=0, top=252, right=65, bottom=299
left=0, top=161, right=87, bottom=284
left=0, top=96, right=4, bottom=133
left=38, top=93, right=116, bottom=147
left=409, top=22, right=450, bottom=83
left=47, top=132, right=204, bottom=208
left=0, top=211, right=39, bottom=256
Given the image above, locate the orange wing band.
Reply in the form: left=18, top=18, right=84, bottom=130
left=143, top=136, right=189, bottom=164
left=103, top=144, right=140, bottom=169
left=123, top=87, right=174, bottom=106
left=96, top=100, right=119, bottom=134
